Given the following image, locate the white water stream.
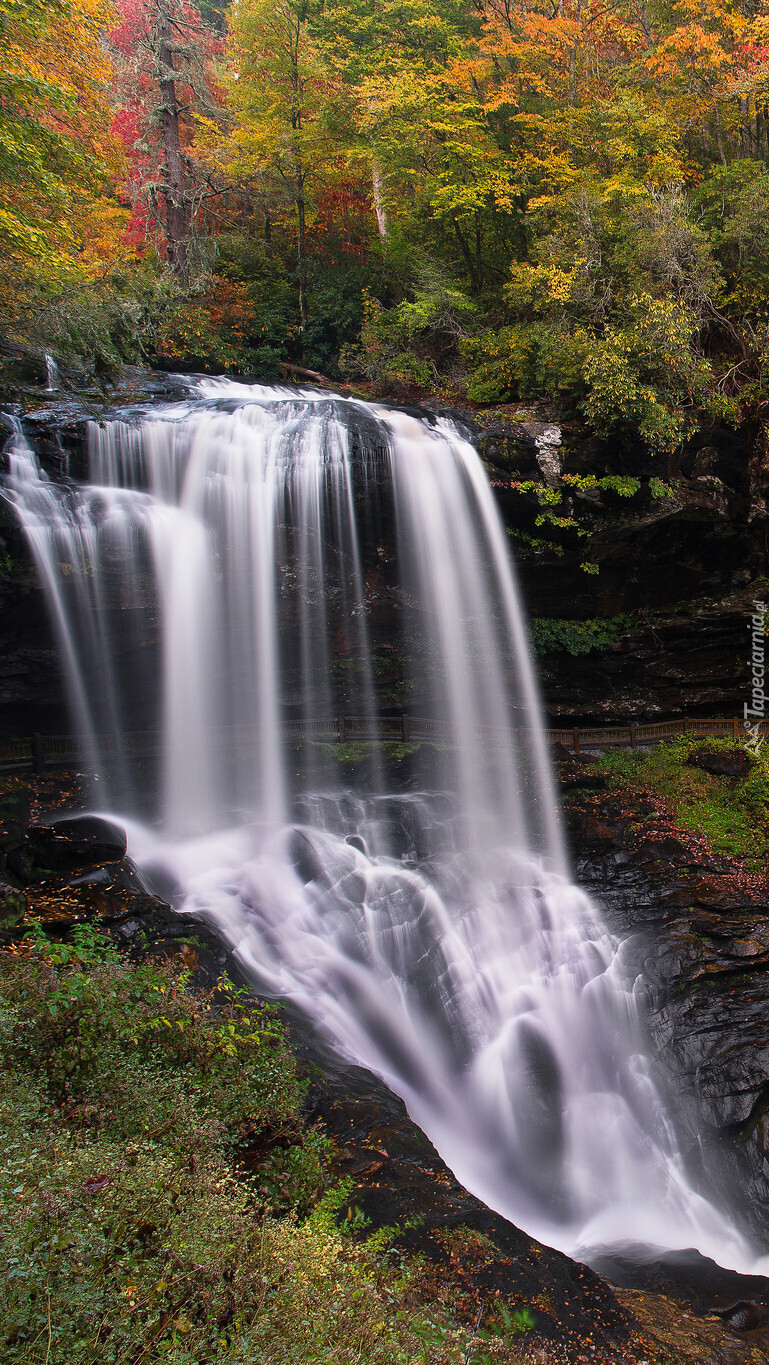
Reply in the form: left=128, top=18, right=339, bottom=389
left=5, top=380, right=767, bottom=1272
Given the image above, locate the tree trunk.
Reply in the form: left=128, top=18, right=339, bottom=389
left=371, top=159, right=389, bottom=240
left=452, top=217, right=480, bottom=295
left=295, top=165, right=308, bottom=342
left=713, top=101, right=727, bottom=169
left=157, top=3, right=188, bottom=277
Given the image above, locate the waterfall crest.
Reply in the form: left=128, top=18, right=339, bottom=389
left=5, top=379, right=766, bottom=1272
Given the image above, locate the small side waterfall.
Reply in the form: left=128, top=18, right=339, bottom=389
left=4, top=380, right=766, bottom=1272
left=44, top=351, right=60, bottom=392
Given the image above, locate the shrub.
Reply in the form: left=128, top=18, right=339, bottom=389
left=461, top=324, right=589, bottom=405
left=0, top=929, right=481, bottom=1364
left=359, top=267, right=476, bottom=388
left=529, top=615, right=633, bottom=656
left=0, top=926, right=303, bottom=1149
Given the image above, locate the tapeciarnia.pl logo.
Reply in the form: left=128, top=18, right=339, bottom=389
left=744, top=600, right=767, bottom=754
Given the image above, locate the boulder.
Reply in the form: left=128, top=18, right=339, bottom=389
left=687, top=746, right=753, bottom=778
left=27, top=815, right=127, bottom=874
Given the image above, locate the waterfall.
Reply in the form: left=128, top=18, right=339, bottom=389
left=4, top=379, right=767, bottom=1273
left=44, top=351, right=60, bottom=392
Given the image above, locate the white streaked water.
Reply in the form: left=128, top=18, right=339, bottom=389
left=4, top=379, right=767, bottom=1273
left=44, top=351, right=59, bottom=392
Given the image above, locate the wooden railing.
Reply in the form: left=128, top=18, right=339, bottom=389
left=2, top=714, right=766, bottom=773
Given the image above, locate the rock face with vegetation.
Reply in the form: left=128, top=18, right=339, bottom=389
left=468, top=408, right=769, bottom=722
left=561, top=737, right=769, bottom=1230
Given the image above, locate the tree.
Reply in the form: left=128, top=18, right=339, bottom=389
left=111, top=0, right=221, bottom=277
left=0, top=0, right=125, bottom=305
left=222, top=0, right=335, bottom=338
left=631, top=0, right=749, bottom=166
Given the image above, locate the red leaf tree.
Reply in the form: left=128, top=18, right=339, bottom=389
left=111, top=0, right=221, bottom=277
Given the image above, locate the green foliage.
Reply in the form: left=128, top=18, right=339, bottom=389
left=561, top=473, right=641, bottom=497
left=152, top=274, right=285, bottom=375
left=461, top=184, right=724, bottom=451
left=500, top=473, right=656, bottom=570
left=461, top=324, right=589, bottom=405
left=649, top=477, right=675, bottom=499
left=529, top=614, right=632, bottom=656
left=581, top=295, right=711, bottom=452
left=693, top=162, right=769, bottom=324
left=358, top=266, right=476, bottom=387
left=464, top=296, right=710, bottom=452
left=13, top=266, right=157, bottom=375
left=2, top=925, right=303, bottom=1147
left=598, top=736, right=769, bottom=871
left=0, top=931, right=481, bottom=1365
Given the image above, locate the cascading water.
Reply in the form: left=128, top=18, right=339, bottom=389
left=4, top=380, right=767, bottom=1273
left=44, top=352, right=60, bottom=393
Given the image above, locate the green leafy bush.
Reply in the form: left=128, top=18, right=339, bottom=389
left=359, top=267, right=476, bottom=388
left=581, top=295, right=711, bottom=453
left=0, top=929, right=487, bottom=1364
left=461, top=324, right=589, bottom=405
left=529, top=615, right=633, bottom=656
left=2, top=925, right=303, bottom=1149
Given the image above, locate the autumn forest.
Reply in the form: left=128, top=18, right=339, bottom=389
left=4, top=0, right=769, bottom=452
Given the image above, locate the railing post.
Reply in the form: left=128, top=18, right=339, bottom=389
left=32, top=733, right=45, bottom=775
left=629, top=723, right=637, bottom=750
left=338, top=714, right=346, bottom=741
left=572, top=726, right=581, bottom=756
left=401, top=713, right=410, bottom=742
left=733, top=715, right=740, bottom=737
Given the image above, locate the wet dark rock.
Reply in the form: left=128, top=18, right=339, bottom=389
left=306, top=1065, right=636, bottom=1354
left=26, top=815, right=126, bottom=874
left=565, top=777, right=769, bottom=1242
left=688, top=746, right=754, bottom=778
left=534, top=589, right=766, bottom=723
left=65, top=858, right=145, bottom=892
left=560, top=771, right=608, bottom=790
left=593, top=1247, right=769, bottom=1314
left=470, top=415, right=541, bottom=478
left=715, top=1301, right=769, bottom=1331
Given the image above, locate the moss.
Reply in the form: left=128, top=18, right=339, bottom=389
left=598, top=735, right=769, bottom=871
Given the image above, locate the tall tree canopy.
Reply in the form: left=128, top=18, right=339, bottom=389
left=3, top=0, right=769, bottom=448
left=0, top=0, right=125, bottom=310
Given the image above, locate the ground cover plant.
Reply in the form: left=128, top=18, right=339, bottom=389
left=0, top=927, right=433, bottom=1363
left=1, top=924, right=590, bottom=1364
left=598, top=735, right=769, bottom=873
